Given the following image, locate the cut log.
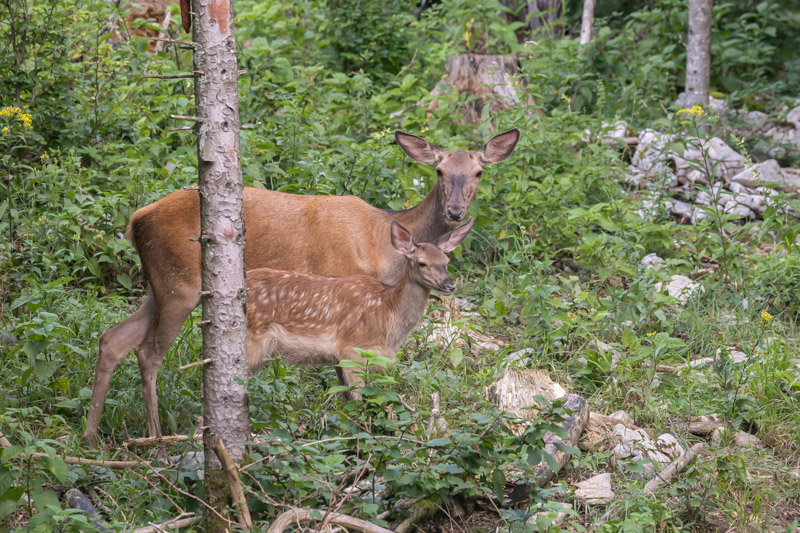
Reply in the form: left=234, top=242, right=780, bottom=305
left=427, top=55, right=521, bottom=123
left=535, top=394, right=589, bottom=487
left=484, top=370, right=587, bottom=486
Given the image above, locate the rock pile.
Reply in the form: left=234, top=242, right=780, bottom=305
left=610, top=105, right=800, bottom=225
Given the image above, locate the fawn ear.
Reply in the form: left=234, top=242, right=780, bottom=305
left=479, top=128, right=520, bottom=164
left=390, top=221, right=417, bottom=256
left=435, top=217, right=474, bottom=253
left=395, top=131, right=442, bottom=165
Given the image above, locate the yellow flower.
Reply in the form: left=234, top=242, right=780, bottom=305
left=41, top=152, right=49, bottom=161
left=567, top=311, right=577, bottom=321
left=0, top=106, right=32, bottom=127
left=647, top=331, right=657, bottom=337
left=1, top=126, right=8, bottom=134
left=677, top=105, right=706, bottom=118
left=760, top=310, right=772, bottom=324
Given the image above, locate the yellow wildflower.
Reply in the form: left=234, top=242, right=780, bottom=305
left=760, top=310, right=772, bottom=324
left=1, top=126, right=8, bottom=134
left=0, top=106, right=32, bottom=127
left=567, top=311, right=577, bottom=321
left=647, top=331, right=657, bottom=337
left=41, top=152, right=50, bottom=161
left=676, top=105, right=706, bottom=118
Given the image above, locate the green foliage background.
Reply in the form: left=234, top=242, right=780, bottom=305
left=1, top=0, right=799, bottom=530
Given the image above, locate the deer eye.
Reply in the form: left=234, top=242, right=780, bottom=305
left=476, top=171, right=483, bottom=177
left=418, top=261, right=427, bottom=267
left=436, top=169, right=443, bottom=177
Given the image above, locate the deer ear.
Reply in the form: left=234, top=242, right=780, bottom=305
left=435, top=217, right=474, bottom=253
left=390, top=221, right=417, bottom=256
left=479, top=128, right=520, bottom=164
left=395, top=131, right=442, bottom=165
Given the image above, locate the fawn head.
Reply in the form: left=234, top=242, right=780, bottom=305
left=390, top=217, right=474, bottom=295
left=394, top=128, right=520, bottom=225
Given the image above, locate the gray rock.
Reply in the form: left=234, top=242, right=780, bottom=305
left=786, top=105, right=800, bottom=128
left=734, top=431, right=761, bottom=448
left=575, top=473, right=615, bottom=505
left=654, top=275, right=705, bottom=304
left=689, top=357, right=715, bottom=368
left=640, top=253, right=665, bottom=270
left=654, top=434, right=685, bottom=461
left=732, top=159, right=800, bottom=190
left=632, top=129, right=677, bottom=174
left=609, top=410, right=634, bottom=425
left=588, top=340, right=622, bottom=369
left=742, top=110, right=770, bottom=128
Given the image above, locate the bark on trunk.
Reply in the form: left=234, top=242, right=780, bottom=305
left=192, top=0, right=249, bottom=529
left=684, top=0, right=712, bottom=106
left=579, top=0, right=596, bottom=45
left=527, top=0, right=562, bottom=35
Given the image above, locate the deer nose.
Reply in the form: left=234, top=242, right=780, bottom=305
left=446, top=208, right=463, bottom=221
left=442, top=280, right=456, bottom=294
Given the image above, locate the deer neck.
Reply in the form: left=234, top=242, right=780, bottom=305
left=384, top=271, right=431, bottom=351
left=391, top=181, right=451, bottom=244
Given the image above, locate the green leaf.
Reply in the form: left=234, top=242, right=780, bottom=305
left=46, top=456, right=68, bottom=483
left=0, top=467, right=14, bottom=497
left=324, top=454, right=347, bottom=467
left=34, top=360, right=59, bottom=382
left=383, top=468, right=400, bottom=481
left=1, top=446, right=23, bottom=462
left=0, top=499, right=20, bottom=521
left=117, top=273, right=132, bottom=290
left=491, top=469, right=506, bottom=503
left=425, top=438, right=452, bottom=448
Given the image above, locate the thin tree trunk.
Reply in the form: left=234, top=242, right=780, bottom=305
left=579, top=0, right=596, bottom=45
left=527, top=0, right=562, bottom=35
left=684, top=0, right=712, bottom=106
left=192, top=0, right=250, bottom=530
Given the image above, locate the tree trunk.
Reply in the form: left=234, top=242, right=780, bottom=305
left=527, top=0, right=562, bottom=35
left=579, top=0, right=596, bottom=45
left=684, top=0, right=712, bottom=106
left=191, top=0, right=250, bottom=530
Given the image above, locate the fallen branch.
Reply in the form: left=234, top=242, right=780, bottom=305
left=673, top=421, right=724, bottom=435
left=210, top=437, right=252, bottom=530
left=178, top=358, right=212, bottom=371
left=644, top=442, right=706, bottom=494
left=267, top=507, right=394, bottom=533
left=132, top=514, right=203, bottom=533
left=29, top=453, right=137, bottom=469
left=123, top=434, right=202, bottom=448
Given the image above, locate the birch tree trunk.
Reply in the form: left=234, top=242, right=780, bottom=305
left=684, top=0, right=712, bottom=106
left=191, top=0, right=249, bottom=529
left=579, top=0, right=596, bottom=45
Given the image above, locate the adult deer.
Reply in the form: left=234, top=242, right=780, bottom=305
left=83, top=128, right=520, bottom=442
left=246, top=218, right=473, bottom=395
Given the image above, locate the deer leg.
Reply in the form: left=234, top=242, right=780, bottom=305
left=139, top=293, right=200, bottom=438
left=336, top=349, right=367, bottom=403
left=83, top=292, right=155, bottom=443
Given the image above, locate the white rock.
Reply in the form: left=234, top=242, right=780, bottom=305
left=655, top=434, right=685, bottom=461
left=734, top=431, right=761, bottom=448
left=588, top=340, right=622, bottom=369
left=503, top=348, right=536, bottom=367
left=728, top=181, right=749, bottom=194
left=575, top=473, right=615, bottom=505
left=640, top=253, right=665, bottom=270
left=654, top=275, right=705, bottom=304
left=732, top=159, right=800, bottom=189
left=689, top=357, right=715, bottom=368
left=612, top=424, right=649, bottom=446
left=742, top=110, right=770, bottom=128
left=609, top=410, right=634, bottom=425
left=716, top=348, right=748, bottom=364
left=632, top=129, right=677, bottom=174
left=786, top=105, right=800, bottom=128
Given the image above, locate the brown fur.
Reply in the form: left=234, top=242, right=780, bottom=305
left=83, top=129, right=519, bottom=441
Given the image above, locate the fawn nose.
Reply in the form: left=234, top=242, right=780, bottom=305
left=446, top=207, right=463, bottom=221
left=442, top=280, right=456, bottom=294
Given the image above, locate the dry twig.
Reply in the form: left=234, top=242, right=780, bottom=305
left=644, top=442, right=706, bottom=493
left=210, top=437, right=252, bottom=530
left=268, top=508, right=394, bottom=533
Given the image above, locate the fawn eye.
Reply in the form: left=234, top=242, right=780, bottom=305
left=436, top=169, right=443, bottom=177
left=476, top=171, right=482, bottom=177
left=418, top=261, right=427, bottom=267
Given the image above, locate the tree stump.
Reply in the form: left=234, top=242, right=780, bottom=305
left=427, top=55, right=521, bottom=123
